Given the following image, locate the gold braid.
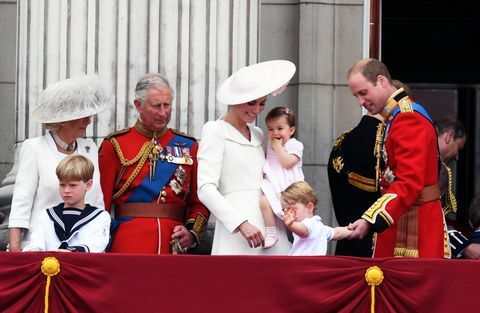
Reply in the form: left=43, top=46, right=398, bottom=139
left=374, top=123, right=386, bottom=191
left=442, top=161, right=458, bottom=215
left=110, top=137, right=154, bottom=200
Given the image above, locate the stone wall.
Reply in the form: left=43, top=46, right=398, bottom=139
left=259, top=1, right=365, bottom=250
left=0, top=0, right=368, bottom=252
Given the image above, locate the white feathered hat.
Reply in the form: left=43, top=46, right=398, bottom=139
left=216, top=60, right=296, bottom=105
left=33, top=74, right=110, bottom=123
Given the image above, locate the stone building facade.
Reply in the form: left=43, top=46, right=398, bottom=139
left=0, top=0, right=369, bottom=251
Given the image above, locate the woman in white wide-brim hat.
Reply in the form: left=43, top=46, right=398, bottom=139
left=197, top=60, right=296, bottom=255
left=8, top=74, right=109, bottom=251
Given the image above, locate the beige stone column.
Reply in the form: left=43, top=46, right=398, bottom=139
left=260, top=0, right=367, bottom=243
left=16, top=0, right=259, bottom=143
left=1, top=0, right=259, bottom=251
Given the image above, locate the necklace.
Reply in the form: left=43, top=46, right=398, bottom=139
left=51, top=132, right=76, bottom=151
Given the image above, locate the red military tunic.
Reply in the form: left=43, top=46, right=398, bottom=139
left=99, top=120, right=209, bottom=254
left=362, top=89, right=447, bottom=258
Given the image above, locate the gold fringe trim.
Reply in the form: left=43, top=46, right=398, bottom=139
left=394, top=247, right=419, bottom=258
left=442, top=213, right=452, bottom=259
left=393, top=247, right=406, bottom=257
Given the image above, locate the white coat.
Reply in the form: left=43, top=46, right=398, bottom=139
left=197, top=120, right=290, bottom=255
left=8, top=133, right=105, bottom=247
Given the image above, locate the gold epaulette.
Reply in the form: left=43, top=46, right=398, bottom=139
left=332, top=128, right=353, bottom=149
left=105, top=127, right=131, bottom=140
left=398, top=97, right=413, bottom=113
left=171, top=128, right=197, bottom=141
left=362, top=193, right=396, bottom=226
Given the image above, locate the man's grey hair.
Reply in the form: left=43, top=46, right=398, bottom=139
left=135, top=73, right=174, bottom=105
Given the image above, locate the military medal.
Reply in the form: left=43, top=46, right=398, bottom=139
left=181, top=147, right=193, bottom=165
left=169, top=179, right=182, bottom=195
left=165, top=146, right=193, bottom=165
left=175, top=166, right=186, bottom=185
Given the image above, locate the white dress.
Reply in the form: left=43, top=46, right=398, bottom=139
left=197, top=120, right=290, bottom=255
left=8, top=133, right=105, bottom=248
left=261, top=138, right=304, bottom=217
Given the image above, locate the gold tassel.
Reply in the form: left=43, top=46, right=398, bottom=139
left=365, top=266, right=384, bottom=313
left=41, top=257, right=60, bottom=313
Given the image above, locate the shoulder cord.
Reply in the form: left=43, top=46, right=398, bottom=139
left=442, top=161, right=457, bottom=215
left=110, top=137, right=154, bottom=200
left=374, top=123, right=386, bottom=191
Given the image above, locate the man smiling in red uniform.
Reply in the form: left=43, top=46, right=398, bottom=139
left=99, top=73, right=209, bottom=254
left=347, top=59, right=447, bottom=258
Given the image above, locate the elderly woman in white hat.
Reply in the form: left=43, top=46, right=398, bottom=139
left=197, top=60, right=295, bottom=255
left=8, top=75, right=108, bottom=251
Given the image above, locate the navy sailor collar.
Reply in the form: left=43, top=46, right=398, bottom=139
left=46, top=203, right=104, bottom=240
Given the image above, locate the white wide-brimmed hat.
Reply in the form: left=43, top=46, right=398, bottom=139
left=216, top=60, right=296, bottom=105
left=33, top=74, right=110, bottom=123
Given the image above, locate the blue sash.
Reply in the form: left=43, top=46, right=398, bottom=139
left=385, top=102, right=434, bottom=142
left=126, top=134, right=194, bottom=203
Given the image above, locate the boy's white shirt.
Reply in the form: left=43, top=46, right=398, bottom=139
left=23, top=207, right=110, bottom=252
left=289, top=215, right=334, bottom=256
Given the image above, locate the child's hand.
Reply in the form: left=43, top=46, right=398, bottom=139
left=333, top=226, right=354, bottom=240
left=283, top=205, right=297, bottom=227
left=270, top=137, right=283, bottom=151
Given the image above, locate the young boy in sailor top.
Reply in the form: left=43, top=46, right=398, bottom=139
left=23, top=154, right=110, bottom=252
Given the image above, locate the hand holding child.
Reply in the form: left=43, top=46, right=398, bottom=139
left=332, top=225, right=354, bottom=240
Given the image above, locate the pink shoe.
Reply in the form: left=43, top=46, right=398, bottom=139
left=264, top=235, right=278, bottom=249
left=263, top=227, right=278, bottom=249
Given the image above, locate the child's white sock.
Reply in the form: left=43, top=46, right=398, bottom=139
left=263, top=227, right=278, bottom=249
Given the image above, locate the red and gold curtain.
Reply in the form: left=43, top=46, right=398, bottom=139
left=0, top=252, right=478, bottom=313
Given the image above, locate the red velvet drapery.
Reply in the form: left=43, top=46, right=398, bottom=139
left=0, top=252, right=478, bottom=313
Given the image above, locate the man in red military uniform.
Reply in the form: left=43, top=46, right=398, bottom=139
left=347, top=59, right=447, bottom=258
left=99, top=73, right=209, bottom=254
